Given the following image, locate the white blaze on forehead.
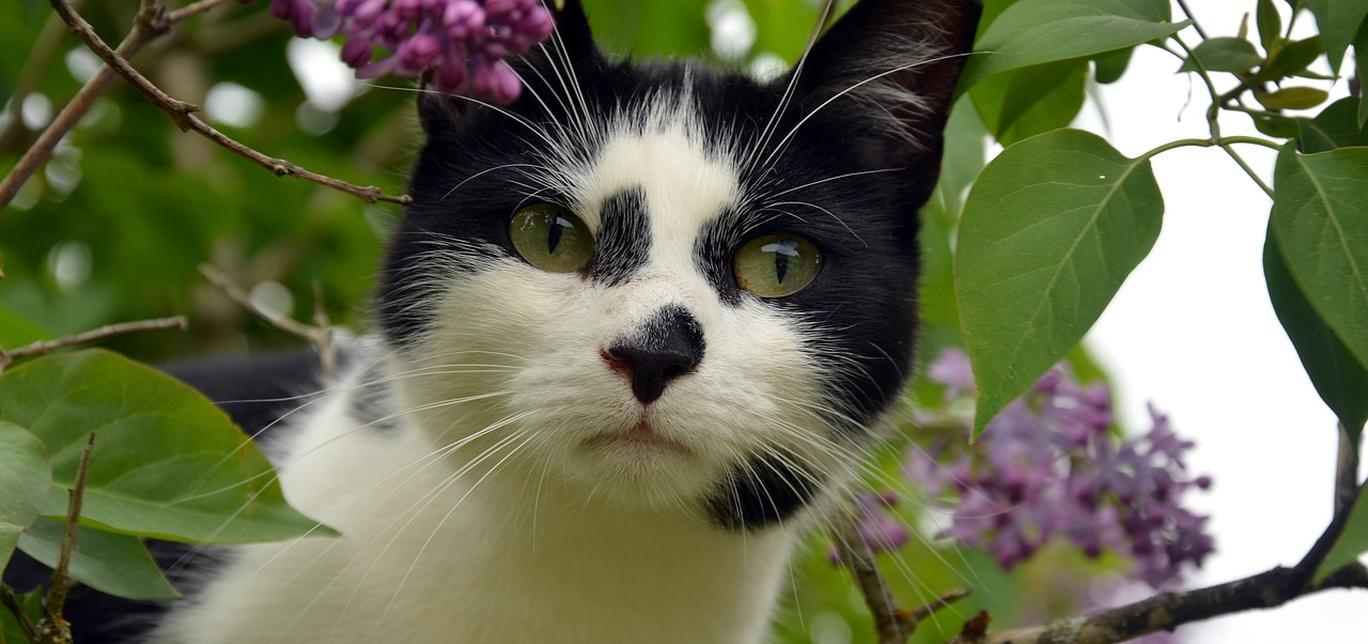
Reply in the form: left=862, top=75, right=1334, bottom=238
left=575, top=95, right=740, bottom=266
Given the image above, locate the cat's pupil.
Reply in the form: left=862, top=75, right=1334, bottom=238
left=763, top=241, right=799, bottom=284
left=547, top=215, right=566, bottom=254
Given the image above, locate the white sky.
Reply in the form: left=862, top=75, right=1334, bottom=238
left=1079, top=2, right=1367, bottom=641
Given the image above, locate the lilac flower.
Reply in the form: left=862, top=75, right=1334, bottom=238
left=901, top=349, right=1214, bottom=588
left=269, top=0, right=556, bottom=104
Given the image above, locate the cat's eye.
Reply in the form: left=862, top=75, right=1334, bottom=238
left=733, top=234, right=822, bottom=298
left=509, top=204, right=595, bottom=273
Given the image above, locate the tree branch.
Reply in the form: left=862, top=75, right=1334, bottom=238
left=0, top=316, right=187, bottom=373
left=0, top=0, right=168, bottom=209
left=0, top=1, right=86, bottom=154
left=832, top=504, right=972, bottom=643
left=198, top=265, right=337, bottom=380
left=955, top=462, right=1368, bottom=644
left=0, top=0, right=411, bottom=211
left=954, top=564, right=1368, bottom=644
left=833, top=512, right=908, bottom=644
left=44, top=0, right=410, bottom=206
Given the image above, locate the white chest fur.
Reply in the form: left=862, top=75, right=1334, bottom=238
left=148, top=364, right=801, bottom=644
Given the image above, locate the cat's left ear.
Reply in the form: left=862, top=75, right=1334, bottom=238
left=793, top=0, right=980, bottom=153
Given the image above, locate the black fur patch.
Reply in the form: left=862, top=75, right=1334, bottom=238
left=706, top=450, right=823, bottom=530
left=590, top=187, right=650, bottom=286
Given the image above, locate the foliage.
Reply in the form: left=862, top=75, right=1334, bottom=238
left=1, top=0, right=1367, bottom=642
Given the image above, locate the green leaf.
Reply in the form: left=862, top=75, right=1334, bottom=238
left=955, top=130, right=1164, bottom=435
left=1302, top=0, right=1368, bottom=73
left=933, top=100, right=989, bottom=218
left=1093, top=46, right=1134, bottom=84
left=1297, top=98, right=1368, bottom=153
left=17, top=518, right=179, bottom=601
left=1178, top=37, right=1263, bottom=73
left=1270, top=146, right=1368, bottom=373
left=971, top=60, right=1087, bottom=146
left=0, top=307, right=50, bottom=349
left=0, top=422, right=50, bottom=572
left=960, top=0, right=1187, bottom=90
left=1252, top=111, right=1302, bottom=138
left=1265, top=228, right=1368, bottom=444
left=1258, top=37, right=1323, bottom=81
left=1256, top=86, right=1330, bottom=111
left=0, top=350, right=334, bottom=544
left=1316, top=481, right=1368, bottom=583
left=1257, top=0, right=1282, bottom=51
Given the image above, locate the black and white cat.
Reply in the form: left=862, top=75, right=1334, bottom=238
left=133, top=1, right=978, bottom=641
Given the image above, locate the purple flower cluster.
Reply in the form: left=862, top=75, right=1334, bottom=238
left=269, top=0, right=555, bottom=104
left=896, top=349, right=1214, bottom=588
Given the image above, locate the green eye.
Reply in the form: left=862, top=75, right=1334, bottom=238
left=733, top=234, right=822, bottom=298
left=509, top=204, right=595, bottom=273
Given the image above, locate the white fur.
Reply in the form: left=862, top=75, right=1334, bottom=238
left=149, top=94, right=856, bottom=644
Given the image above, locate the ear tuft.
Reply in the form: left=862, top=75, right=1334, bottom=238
left=796, top=0, right=980, bottom=148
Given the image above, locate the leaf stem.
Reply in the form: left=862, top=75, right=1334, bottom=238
left=1221, top=145, right=1275, bottom=197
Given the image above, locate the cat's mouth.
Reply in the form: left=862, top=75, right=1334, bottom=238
left=582, top=419, right=693, bottom=457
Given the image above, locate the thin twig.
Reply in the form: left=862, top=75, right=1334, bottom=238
left=0, top=1, right=87, bottom=153
left=35, top=433, right=96, bottom=644
left=0, top=0, right=160, bottom=209
left=44, top=0, right=410, bottom=205
left=0, top=316, right=187, bottom=374
left=1167, top=35, right=1278, bottom=199
left=198, top=265, right=337, bottom=379
left=832, top=509, right=908, bottom=644
left=1, top=584, right=39, bottom=641
left=312, top=281, right=337, bottom=380
left=900, top=588, right=972, bottom=629
left=0, top=0, right=409, bottom=211
left=1174, top=0, right=1209, bottom=40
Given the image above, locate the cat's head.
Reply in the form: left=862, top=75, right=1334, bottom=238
left=377, top=0, right=979, bottom=529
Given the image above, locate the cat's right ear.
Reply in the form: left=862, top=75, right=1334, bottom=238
left=419, top=0, right=598, bottom=135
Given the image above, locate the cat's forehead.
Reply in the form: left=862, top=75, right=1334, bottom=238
left=572, top=93, right=741, bottom=241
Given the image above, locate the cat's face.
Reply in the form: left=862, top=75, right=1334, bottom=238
left=378, top=0, right=978, bottom=529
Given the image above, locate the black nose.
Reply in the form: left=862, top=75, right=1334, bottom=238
left=605, top=306, right=705, bottom=404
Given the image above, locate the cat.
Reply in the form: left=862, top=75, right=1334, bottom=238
left=10, top=1, right=980, bottom=641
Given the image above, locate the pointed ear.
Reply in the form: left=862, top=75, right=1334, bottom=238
left=419, top=0, right=599, bottom=135
left=793, top=0, right=980, bottom=150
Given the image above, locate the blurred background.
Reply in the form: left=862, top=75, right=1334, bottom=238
left=1, top=0, right=1362, bottom=642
